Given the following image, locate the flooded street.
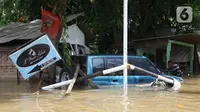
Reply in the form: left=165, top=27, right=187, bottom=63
left=0, top=77, right=200, bottom=112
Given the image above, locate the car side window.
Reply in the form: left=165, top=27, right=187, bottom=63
left=115, top=58, right=123, bottom=65
left=105, top=57, right=123, bottom=76
left=106, top=58, right=116, bottom=68
left=105, top=57, right=137, bottom=76
left=92, top=57, right=159, bottom=76
left=92, top=58, right=105, bottom=73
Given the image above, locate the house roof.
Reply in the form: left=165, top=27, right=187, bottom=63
left=0, top=19, right=43, bottom=44
left=0, top=13, right=86, bottom=44
left=128, top=32, right=200, bottom=49
left=130, top=32, right=200, bottom=44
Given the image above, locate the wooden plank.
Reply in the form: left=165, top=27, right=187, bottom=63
left=65, top=63, right=80, bottom=95
left=79, top=69, right=99, bottom=89
left=169, top=40, right=194, bottom=48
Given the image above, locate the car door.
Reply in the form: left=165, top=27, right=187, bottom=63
left=90, top=57, right=110, bottom=85
left=105, top=57, right=136, bottom=85
left=105, top=57, right=121, bottom=85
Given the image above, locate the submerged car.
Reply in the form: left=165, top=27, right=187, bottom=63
left=86, top=55, right=184, bottom=85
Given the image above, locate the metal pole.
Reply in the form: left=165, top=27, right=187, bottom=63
left=41, top=80, right=73, bottom=90
left=129, top=65, right=174, bottom=84
left=123, top=0, right=128, bottom=96
left=78, top=65, right=126, bottom=81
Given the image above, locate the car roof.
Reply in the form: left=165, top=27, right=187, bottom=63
left=87, top=55, right=147, bottom=59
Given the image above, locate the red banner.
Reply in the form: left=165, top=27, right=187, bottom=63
left=40, top=8, right=62, bottom=40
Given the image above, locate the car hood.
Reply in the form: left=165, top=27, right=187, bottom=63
left=162, top=74, right=184, bottom=82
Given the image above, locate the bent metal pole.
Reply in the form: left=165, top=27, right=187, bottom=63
left=128, top=64, right=173, bottom=84
left=78, top=65, right=127, bottom=81
left=80, top=64, right=177, bottom=85
left=128, top=64, right=181, bottom=90
left=78, top=64, right=181, bottom=90
left=123, top=0, right=128, bottom=96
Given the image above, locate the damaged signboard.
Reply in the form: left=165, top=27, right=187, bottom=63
left=9, top=34, right=61, bottom=79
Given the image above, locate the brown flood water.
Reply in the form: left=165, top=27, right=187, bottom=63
left=0, top=76, right=200, bottom=112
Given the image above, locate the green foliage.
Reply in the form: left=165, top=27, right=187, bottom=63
left=0, top=0, right=25, bottom=26
left=58, top=42, right=72, bottom=66
left=1, top=0, right=200, bottom=54
left=0, top=0, right=72, bottom=65
left=81, top=0, right=200, bottom=53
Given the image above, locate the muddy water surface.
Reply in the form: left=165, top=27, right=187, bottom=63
left=0, top=77, right=200, bottom=112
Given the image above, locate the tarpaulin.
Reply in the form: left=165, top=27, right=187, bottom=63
left=171, top=44, right=190, bottom=63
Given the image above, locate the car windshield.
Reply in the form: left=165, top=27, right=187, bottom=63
left=92, top=57, right=160, bottom=75
left=128, top=57, right=160, bottom=75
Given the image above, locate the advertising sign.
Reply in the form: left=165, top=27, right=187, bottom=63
left=9, top=34, right=61, bottom=79
left=40, top=8, right=62, bottom=40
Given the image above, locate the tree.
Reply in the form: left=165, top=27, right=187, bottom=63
left=1, top=0, right=200, bottom=54
left=84, top=0, right=200, bottom=53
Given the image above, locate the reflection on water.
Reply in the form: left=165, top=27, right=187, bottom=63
left=121, top=95, right=129, bottom=112
left=1, top=77, right=200, bottom=112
